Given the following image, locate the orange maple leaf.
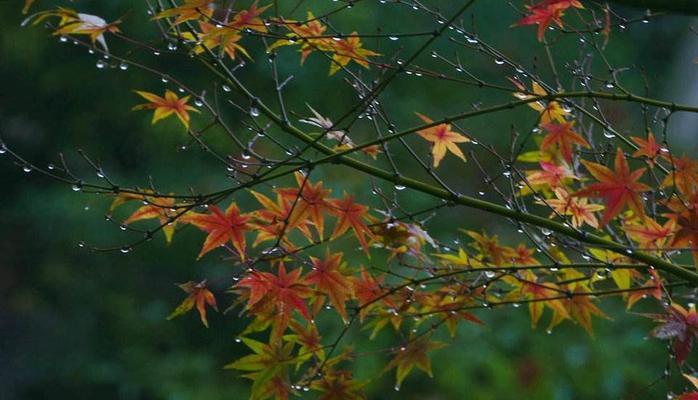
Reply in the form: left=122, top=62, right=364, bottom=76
left=385, top=335, right=446, bottom=389
left=154, top=0, right=213, bottom=25
left=525, top=161, right=577, bottom=189
left=277, top=172, right=333, bottom=239
left=540, top=121, right=589, bottom=163
left=623, top=217, right=675, bottom=250
left=631, top=132, right=662, bottom=167
left=229, top=1, right=271, bottom=33
left=415, top=113, right=469, bottom=168
left=132, top=89, right=199, bottom=129
left=268, top=12, right=334, bottom=64
left=661, top=154, right=698, bottom=196
left=167, top=280, right=218, bottom=327
left=329, top=193, right=374, bottom=252
left=184, top=203, right=252, bottom=260
left=574, top=148, right=651, bottom=226
left=329, top=32, right=380, bottom=75
left=123, top=195, right=181, bottom=244
left=306, top=252, right=354, bottom=321
left=540, top=188, right=604, bottom=229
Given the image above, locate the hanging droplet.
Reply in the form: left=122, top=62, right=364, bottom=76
left=394, top=184, right=406, bottom=191
left=120, top=246, right=131, bottom=254
left=0, top=143, right=6, bottom=154
left=249, top=107, right=260, bottom=117
left=603, top=129, right=616, bottom=139
left=194, top=98, right=204, bottom=107
left=494, top=57, right=505, bottom=65
left=95, top=59, right=107, bottom=69
left=71, top=183, right=82, bottom=192
left=222, top=85, right=232, bottom=92
left=119, top=61, right=129, bottom=71
left=77, top=241, right=86, bottom=248
left=388, top=36, right=399, bottom=41
left=22, top=165, right=32, bottom=173
left=167, top=42, right=178, bottom=51
left=394, top=385, right=401, bottom=392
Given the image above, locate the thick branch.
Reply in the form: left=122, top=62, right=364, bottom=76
left=605, top=0, right=698, bottom=15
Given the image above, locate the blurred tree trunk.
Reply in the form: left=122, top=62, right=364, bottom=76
left=605, top=0, right=698, bottom=14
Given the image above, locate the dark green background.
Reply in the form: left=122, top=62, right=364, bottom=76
left=1, top=1, right=696, bottom=399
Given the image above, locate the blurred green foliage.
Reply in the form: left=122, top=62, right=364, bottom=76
left=1, top=1, right=696, bottom=399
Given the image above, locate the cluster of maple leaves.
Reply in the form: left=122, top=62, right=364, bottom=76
left=19, top=0, right=698, bottom=397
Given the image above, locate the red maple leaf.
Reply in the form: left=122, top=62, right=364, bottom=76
left=183, top=203, right=252, bottom=260
left=167, top=280, right=218, bottom=327
left=236, top=263, right=312, bottom=334
left=306, top=252, right=354, bottom=321
left=540, top=121, right=589, bottom=163
left=574, top=148, right=650, bottom=226
left=631, top=132, right=662, bottom=167
left=329, top=193, right=375, bottom=252
left=515, top=0, right=583, bottom=41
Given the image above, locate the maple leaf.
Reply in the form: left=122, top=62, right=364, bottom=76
left=661, top=154, right=698, bottom=196
left=574, top=148, right=651, bottom=226
left=25, top=8, right=120, bottom=51
left=225, top=337, right=295, bottom=400
left=123, top=195, right=181, bottom=244
left=328, top=32, right=380, bottom=75
left=512, top=244, right=540, bottom=266
left=465, top=230, right=517, bottom=266
left=285, top=320, right=325, bottom=364
left=184, top=22, right=250, bottom=60
left=167, top=280, right=218, bottom=327
left=249, top=190, right=312, bottom=248
left=351, top=267, right=394, bottom=321
left=268, top=12, right=334, bottom=64
left=510, top=270, right=569, bottom=328
left=540, top=121, right=589, bottom=163
left=509, top=78, right=569, bottom=125
left=311, top=370, right=366, bottom=400
left=524, top=161, right=577, bottom=190
left=539, top=188, right=604, bottom=229
left=626, top=269, right=662, bottom=310
left=415, top=113, right=470, bottom=168
left=306, top=252, right=354, bottom=321
left=277, top=172, right=333, bottom=239
left=236, top=263, right=312, bottom=336
left=515, top=0, right=583, bottom=41
left=385, top=335, right=446, bottom=389
left=623, top=217, right=675, bottom=250
left=550, top=285, right=609, bottom=335
left=154, top=0, right=213, bottom=25
left=372, top=220, right=436, bottom=259
left=132, top=89, right=199, bottom=129
left=183, top=203, right=252, bottom=260
left=652, top=303, right=698, bottom=364
left=631, top=132, right=662, bottom=167
left=229, top=1, right=271, bottom=33
left=329, top=194, right=374, bottom=252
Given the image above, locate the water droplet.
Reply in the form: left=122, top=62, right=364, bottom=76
left=388, top=36, right=399, bottom=41
left=394, top=184, right=406, bottom=191
left=235, top=337, right=242, bottom=343
left=222, top=85, right=232, bottom=92
left=47, top=163, right=55, bottom=170
left=71, top=183, right=82, bottom=192
left=0, top=144, right=6, bottom=154
left=59, top=36, right=68, bottom=43
left=541, top=228, right=552, bottom=236
left=95, top=59, right=107, bottom=69
left=394, top=385, right=401, bottom=392
left=120, top=246, right=131, bottom=254
left=249, top=107, right=260, bottom=117
left=494, top=57, right=505, bottom=65
left=603, top=129, right=616, bottom=139
left=22, top=165, right=32, bottom=173
left=78, top=241, right=86, bottom=248
left=194, top=98, right=204, bottom=107
left=119, top=61, right=129, bottom=71
left=167, top=42, right=178, bottom=51
left=119, top=224, right=128, bottom=231
left=485, top=270, right=496, bottom=278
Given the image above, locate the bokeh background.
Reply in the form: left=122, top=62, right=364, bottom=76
left=2, top=1, right=698, bottom=399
